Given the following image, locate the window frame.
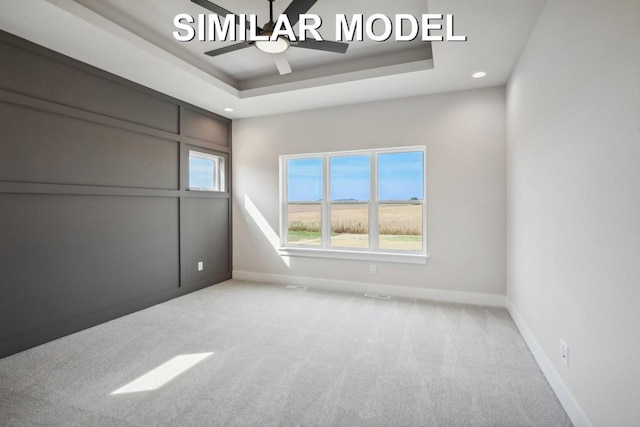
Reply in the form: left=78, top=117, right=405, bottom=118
left=188, top=149, right=226, bottom=192
left=279, top=146, right=427, bottom=264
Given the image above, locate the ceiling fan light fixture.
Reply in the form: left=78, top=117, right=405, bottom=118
left=255, top=35, right=290, bottom=54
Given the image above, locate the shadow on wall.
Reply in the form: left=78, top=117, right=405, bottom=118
left=244, top=194, right=291, bottom=268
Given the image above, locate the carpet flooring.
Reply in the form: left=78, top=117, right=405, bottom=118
left=0, top=280, right=572, bottom=426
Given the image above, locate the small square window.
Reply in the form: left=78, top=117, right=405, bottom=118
left=189, top=150, right=225, bottom=192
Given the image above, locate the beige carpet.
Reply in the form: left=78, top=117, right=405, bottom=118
left=0, top=279, right=572, bottom=426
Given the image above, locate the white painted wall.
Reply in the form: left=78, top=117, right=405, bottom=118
left=507, top=0, right=640, bottom=425
left=233, top=87, right=506, bottom=299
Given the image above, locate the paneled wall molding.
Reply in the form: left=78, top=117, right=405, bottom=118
left=183, top=135, right=230, bottom=154
left=0, top=31, right=229, bottom=132
left=0, top=89, right=230, bottom=156
left=0, top=182, right=182, bottom=198
left=0, top=182, right=232, bottom=199
left=0, top=88, right=179, bottom=143
left=0, top=29, right=232, bottom=358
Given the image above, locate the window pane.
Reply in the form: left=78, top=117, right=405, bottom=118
left=287, top=158, right=323, bottom=202
left=288, top=204, right=321, bottom=246
left=330, top=155, right=370, bottom=201
left=189, top=156, right=215, bottom=190
left=331, top=204, right=369, bottom=249
left=378, top=152, right=424, bottom=201
left=378, top=204, right=423, bottom=251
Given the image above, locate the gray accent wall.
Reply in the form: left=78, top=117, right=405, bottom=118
left=0, top=31, right=232, bottom=358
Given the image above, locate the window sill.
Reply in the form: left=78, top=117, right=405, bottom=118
left=278, top=247, right=428, bottom=264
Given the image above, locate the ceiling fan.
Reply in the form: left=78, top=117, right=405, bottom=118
left=191, top=0, right=349, bottom=75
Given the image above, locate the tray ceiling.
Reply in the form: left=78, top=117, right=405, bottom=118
left=0, top=0, right=547, bottom=118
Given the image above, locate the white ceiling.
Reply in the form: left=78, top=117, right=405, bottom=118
left=0, top=0, right=547, bottom=119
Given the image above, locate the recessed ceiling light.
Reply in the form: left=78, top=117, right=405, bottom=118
left=472, top=71, right=487, bottom=78
left=224, top=107, right=234, bottom=112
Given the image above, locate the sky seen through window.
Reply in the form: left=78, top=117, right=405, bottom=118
left=287, top=152, right=423, bottom=202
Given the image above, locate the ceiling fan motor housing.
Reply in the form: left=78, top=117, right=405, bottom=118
left=193, top=0, right=348, bottom=75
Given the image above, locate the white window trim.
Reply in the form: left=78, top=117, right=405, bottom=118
left=188, top=150, right=226, bottom=192
left=279, top=146, right=428, bottom=264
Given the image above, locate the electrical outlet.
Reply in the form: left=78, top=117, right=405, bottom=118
left=370, top=264, right=377, bottom=274
left=560, top=340, right=569, bottom=366
left=197, top=261, right=204, bottom=272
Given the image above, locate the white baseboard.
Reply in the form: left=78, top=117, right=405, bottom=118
left=506, top=299, right=592, bottom=427
left=232, top=270, right=505, bottom=307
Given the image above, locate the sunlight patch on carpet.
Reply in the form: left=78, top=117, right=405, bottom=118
left=111, top=353, right=213, bottom=395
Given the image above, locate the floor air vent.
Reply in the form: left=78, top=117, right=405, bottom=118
left=364, top=293, right=391, bottom=299
left=285, top=285, right=308, bottom=290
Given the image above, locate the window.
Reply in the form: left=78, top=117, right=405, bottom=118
left=286, top=157, right=323, bottom=246
left=189, top=150, right=225, bottom=192
left=280, top=147, right=426, bottom=263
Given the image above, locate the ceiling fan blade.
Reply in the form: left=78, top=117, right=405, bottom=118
left=283, top=0, right=318, bottom=27
left=292, top=40, right=349, bottom=54
left=204, top=41, right=253, bottom=57
left=190, top=0, right=233, bottom=17
left=272, top=53, right=292, bottom=75
left=190, top=0, right=261, bottom=32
